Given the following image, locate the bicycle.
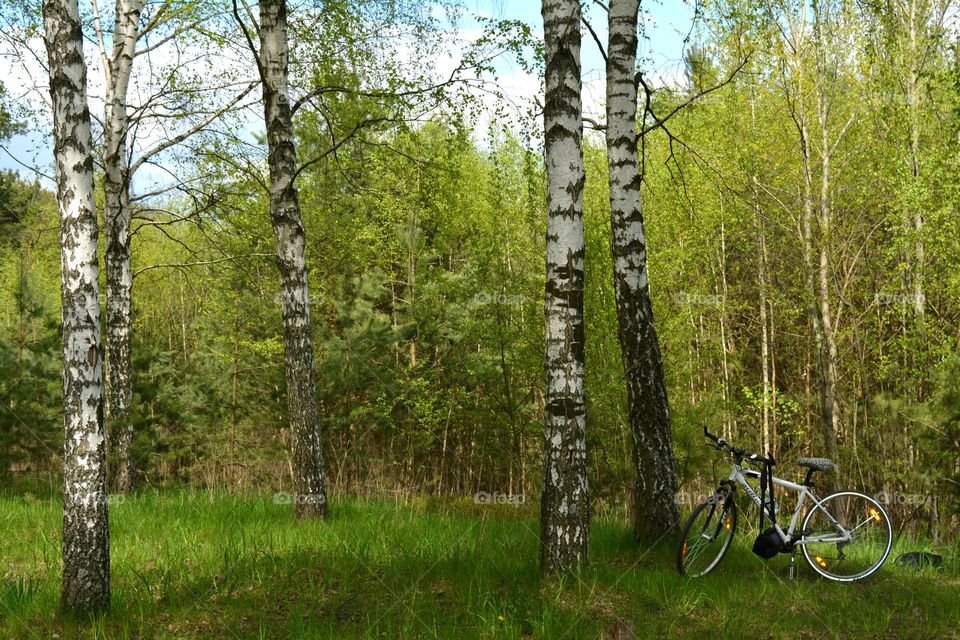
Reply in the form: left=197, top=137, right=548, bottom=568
left=677, top=427, right=893, bottom=582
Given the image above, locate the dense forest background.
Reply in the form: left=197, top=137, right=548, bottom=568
left=2, top=0, right=959, bottom=536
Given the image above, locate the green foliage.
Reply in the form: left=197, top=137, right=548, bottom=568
left=0, top=82, right=24, bottom=142
left=2, top=0, right=959, bottom=538
left=925, top=357, right=960, bottom=515
left=0, top=175, right=60, bottom=486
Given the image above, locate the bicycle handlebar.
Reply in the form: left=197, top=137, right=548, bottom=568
left=703, top=425, right=775, bottom=466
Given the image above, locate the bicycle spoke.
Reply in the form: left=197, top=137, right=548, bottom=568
left=802, top=493, right=892, bottom=581
left=678, top=498, right=735, bottom=577
left=683, top=533, right=712, bottom=567
left=845, top=517, right=870, bottom=535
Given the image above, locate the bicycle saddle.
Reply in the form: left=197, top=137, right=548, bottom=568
left=796, top=457, right=834, bottom=471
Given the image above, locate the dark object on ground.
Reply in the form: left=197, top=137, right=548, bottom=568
left=895, top=552, right=944, bottom=568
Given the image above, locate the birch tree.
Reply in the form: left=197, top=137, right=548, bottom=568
left=604, top=0, right=681, bottom=541
left=93, top=0, right=257, bottom=492
left=101, top=0, right=145, bottom=494
left=236, top=0, right=329, bottom=518
left=539, top=0, right=589, bottom=573
left=42, top=0, right=110, bottom=613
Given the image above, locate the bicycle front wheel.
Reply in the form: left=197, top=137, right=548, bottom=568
left=677, top=495, right=737, bottom=577
left=801, top=491, right=893, bottom=582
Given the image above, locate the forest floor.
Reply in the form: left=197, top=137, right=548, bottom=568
left=0, top=491, right=958, bottom=639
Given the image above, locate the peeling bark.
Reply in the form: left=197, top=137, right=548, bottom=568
left=259, top=0, right=329, bottom=519
left=43, top=0, right=110, bottom=614
left=604, top=0, right=681, bottom=542
left=539, top=0, right=589, bottom=573
left=103, top=0, right=146, bottom=493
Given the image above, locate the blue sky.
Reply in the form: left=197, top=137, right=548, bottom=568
left=0, top=0, right=697, bottom=183
left=470, top=0, right=697, bottom=81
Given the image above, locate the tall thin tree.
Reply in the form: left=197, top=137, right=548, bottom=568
left=236, top=0, right=329, bottom=517
left=604, top=0, right=681, bottom=541
left=540, top=0, right=589, bottom=572
left=102, top=0, right=145, bottom=493
left=42, top=0, right=110, bottom=613
left=95, top=1, right=257, bottom=492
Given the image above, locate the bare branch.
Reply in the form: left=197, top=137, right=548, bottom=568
left=638, top=53, right=752, bottom=137
left=827, top=111, right=857, bottom=159
left=582, top=116, right=606, bottom=131
left=90, top=0, right=112, bottom=79
left=135, top=21, right=203, bottom=58
left=130, top=80, right=259, bottom=176
left=294, top=116, right=387, bottom=181
left=232, top=0, right=265, bottom=82
left=581, top=15, right=607, bottom=65
left=134, top=253, right=274, bottom=278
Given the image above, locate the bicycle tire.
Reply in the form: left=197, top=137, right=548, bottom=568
left=677, top=495, right=737, bottom=577
left=801, top=491, right=893, bottom=582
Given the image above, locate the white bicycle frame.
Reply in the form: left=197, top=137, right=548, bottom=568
left=727, top=463, right=850, bottom=546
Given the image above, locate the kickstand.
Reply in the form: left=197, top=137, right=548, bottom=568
left=789, top=548, right=797, bottom=580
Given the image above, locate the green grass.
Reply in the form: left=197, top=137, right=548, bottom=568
left=0, top=491, right=958, bottom=639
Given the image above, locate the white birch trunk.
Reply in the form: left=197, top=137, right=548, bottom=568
left=258, top=0, right=329, bottom=518
left=103, top=0, right=145, bottom=493
left=604, top=0, right=680, bottom=542
left=539, top=0, right=589, bottom=572
left=43, top=0, right=110, bottom=613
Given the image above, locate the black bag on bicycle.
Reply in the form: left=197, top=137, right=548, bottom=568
left=752, top=526, right=783, bottom=559
left=752, top=458, right=783, bottom=559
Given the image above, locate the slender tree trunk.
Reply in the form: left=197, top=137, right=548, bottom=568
left=230, top=335, right=239, bottom=488
left=43, top=0, right=110, bottom=614
left=782, top=3, right=839, bottom=466
left=816, top=70, right=841, bottom=464
left=904, top=1, right=927, bottom=398
left=258, top=0, right=329, bottom=518
left=718, top=217, right=732, bottom=441
left=747, top=92, right=772, bottom=455
left=605, top=0, right=680, bottom=542
left=539, top=0, right=589, bottom=572
left=404, top=214, right=418, bottom=367
left=770, top=294, right=778, bottom=449
left=103, top=0, right=145, bottom=494
left=757, top=196, right=771, bottom=456
left=799, top=113, right=838, bottom=464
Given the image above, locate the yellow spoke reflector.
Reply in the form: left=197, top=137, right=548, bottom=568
left=869, top=508, right=882, bottom=522
left=682, top=542, right=687, bottom=559
left=815, top=556, right=828, bottom=568
left=725, top=516, right=732, bottom=530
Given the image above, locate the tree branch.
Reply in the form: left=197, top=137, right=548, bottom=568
left=232, top=0, right=265, bottom=82
left=638, top=53, right=752, bottom=137
left=581, top=15, right=607, bottom=65
left=130, top=80, right=259, bottom=176
left=90, top=0, right=112, bottom=79
left=293, top=116, right=387, bottom=181
left=582, top=116, right=606, bottom=130
left=134, top=254, right=274, bottom=278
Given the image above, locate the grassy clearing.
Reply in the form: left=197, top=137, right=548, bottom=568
left=0, top=491, right=958, bottom=639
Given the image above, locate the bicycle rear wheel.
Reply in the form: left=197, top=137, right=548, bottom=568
left=677, top=495, right=737, bottom=577
left=801, top=491, right=892, bottom=582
